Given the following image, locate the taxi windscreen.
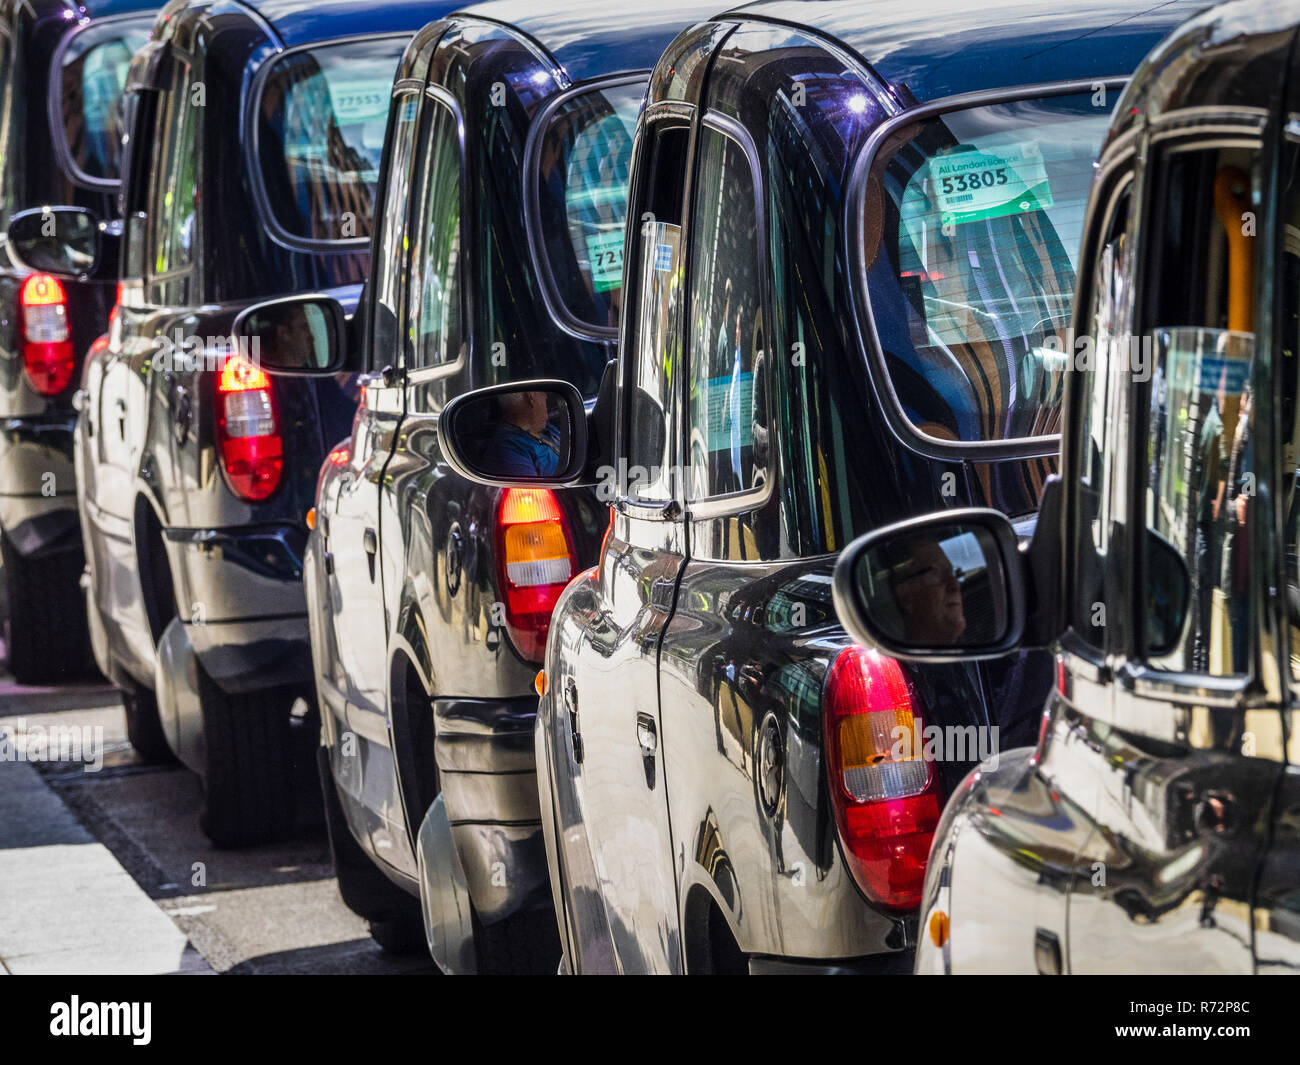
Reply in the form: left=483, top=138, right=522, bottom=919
left=864, top=92, right=1110, bottom=446
left=256, top=37, right=405, bottom=243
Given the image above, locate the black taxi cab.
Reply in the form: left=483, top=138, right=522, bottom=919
left=837, top=0, right=1300, bottom=974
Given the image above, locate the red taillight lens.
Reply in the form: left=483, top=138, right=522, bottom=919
left=494, top=487, right=575, bottom=662
left=215, top=353, right=282, bottom=502
left=824, top=645, right=941, bottom=912
left=19, top=273, right=74, bottom=396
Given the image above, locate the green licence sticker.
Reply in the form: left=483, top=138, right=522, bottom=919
left=931, top=141, right=1053, bottom=227
left=585, top=230, right=624, bottom=292
left=329, top=81, right=390, bottom=124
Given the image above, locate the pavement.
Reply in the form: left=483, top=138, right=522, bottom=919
left=0, top=645, right=437, bottom=976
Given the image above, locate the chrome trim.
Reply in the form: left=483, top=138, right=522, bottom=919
left=1147, top=105, right=1270, bottom=135
left=1118, top=662, right=1265, bottom=710
left=848, top=77, right=1131, bottom=462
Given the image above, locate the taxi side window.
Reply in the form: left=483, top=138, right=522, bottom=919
left=371, top=91, right=421, bottom=374
left=622, top=120, right=689, bottom=504
left=405, top=98, right=462, bottom=371
left=1140, top=143, right=1260, bottom=675
left=149, top=57, right=199, bottom=289
left=1071, top=178, right=1131, bottom=650
left=684, top=124, right=767, bottom=502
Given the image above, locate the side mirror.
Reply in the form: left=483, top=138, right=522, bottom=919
left=438, top=380, right=588, bottom=487
left=232, top=295, right=347, bottom=374
left=833, top=508, right=1027, bottom=662
left=6, top=206, right=107, bottom=276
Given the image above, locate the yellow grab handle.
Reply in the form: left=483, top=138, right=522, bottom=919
left=1214, top=166, right=1254, bottom=334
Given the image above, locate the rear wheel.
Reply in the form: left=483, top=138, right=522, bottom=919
left=474, top=907, right=562, bottom=975
left=317, top=746, right=427, bottom=955
left=367, top=912, right=428, bottom=956
left=1, top=530, right=94, bottom=685
left=121, top=684, right=175, bottom=764
left=196, top=662, right=296, bottom=848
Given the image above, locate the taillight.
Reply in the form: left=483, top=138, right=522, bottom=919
left=823, top=645, right=942, bottom=912
left=19, top=273, right=74, bottom=396
left=215, top=353, right=282, bottom=502
left=494, top=487, right=575, bottom=662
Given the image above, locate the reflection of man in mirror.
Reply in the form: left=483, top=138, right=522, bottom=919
left=888, top=537, right=966, bottom=646
left=256, top=304, right=315, bottom=369
left=486, top=391, right=562, bottom=477
left=1192, top=365, right=1228, bottom=670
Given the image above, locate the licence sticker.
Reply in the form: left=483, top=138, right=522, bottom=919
left=931, top=141, right=1053, bottom=226
left=654, top=243, right=674, bottom=273
left=585, top=230, right=624, bottom=292
left=329, top=81, right=390, bottom=124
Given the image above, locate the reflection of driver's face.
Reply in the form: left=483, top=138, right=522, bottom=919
left=274, top=307, right=313, bottom=367
left=505, top=391, right=550, bottom=434
left=892, top=541, right=966, bottom=645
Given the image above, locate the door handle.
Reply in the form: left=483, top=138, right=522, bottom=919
left=563, top=679, right=583, bottom=764
left=1034, top=929, right=1062, bottom=976
left=637, top=712, right=657, bottom=789
left=363, top=527, right=377, bottom=581
left=115, top=397, right=127, bottom=438
left=172, top=385, right=191, bottom=444
left=636, top=713, right=657, bottom=757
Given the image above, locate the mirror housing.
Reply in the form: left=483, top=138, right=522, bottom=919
left=833, top=507, right=1029, bottom=662
left=6, top=206, right=115, bottom=277
left=438, top=380, right=589, bottom=487
left=231, top=295, right=348, bottom=375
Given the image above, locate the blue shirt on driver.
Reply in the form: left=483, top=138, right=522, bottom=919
left=487, top=422, right=562, bottom=478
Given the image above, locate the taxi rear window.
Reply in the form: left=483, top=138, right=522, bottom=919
left=534, top=81, right=644, bottom=332
left=57, top=18, right=152, bottom=183
left=864, top=92, right=1110, bottom=446
left=256, top=37, right=405, bottom=243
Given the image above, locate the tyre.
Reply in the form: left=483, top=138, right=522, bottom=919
left=317, top=746, right=427, bottom=954
left=196, top=662, right=296, bottom=848
left=474, top=907, right=562, bottom=975
left=367, top=912, right=428, bottom=956
left=0, top=530, right=94, bottom=685
left=121, top=684, right=175, bottom=764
